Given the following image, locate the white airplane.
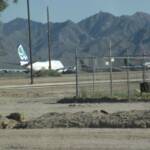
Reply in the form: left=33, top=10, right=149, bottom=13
left=18, top=44, right=65, bottom=72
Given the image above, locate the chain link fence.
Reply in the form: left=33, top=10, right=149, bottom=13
left=75, top=55, right=150, bottom=99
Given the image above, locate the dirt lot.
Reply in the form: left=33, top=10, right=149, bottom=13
left=0, top=73, right=150, bottom=149
left=0, top=129, right=150, bottom=150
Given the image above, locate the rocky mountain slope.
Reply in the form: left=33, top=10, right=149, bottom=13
left=0, top=11, right=150, bottom=68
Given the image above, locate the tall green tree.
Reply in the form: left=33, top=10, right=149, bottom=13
left=0, top=0, right=18, bottom=12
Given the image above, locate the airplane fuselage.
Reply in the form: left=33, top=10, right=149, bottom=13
left=26, top=60, right=64, bottom=72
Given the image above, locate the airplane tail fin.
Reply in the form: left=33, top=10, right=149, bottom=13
left=17, top=44, right=29, bottom=66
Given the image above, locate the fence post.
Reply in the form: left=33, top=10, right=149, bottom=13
left=92, top=57, right=95, bottom=96
left=126, top=49, right=130, bottom=100
left=142, top=50, right=146, bottom=82
left=75, top=48, right=79, bottom=97
left=109, top=40, right=113, bottom=97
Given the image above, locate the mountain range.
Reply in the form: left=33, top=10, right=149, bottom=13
left=0, top=11, right=150, bottom=68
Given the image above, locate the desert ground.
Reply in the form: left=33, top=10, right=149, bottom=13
left=0, top=71, right=150, bottom=149
left=0, top=129, right=150, bottom=150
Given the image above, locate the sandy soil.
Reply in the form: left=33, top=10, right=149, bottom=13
left=0, top=73, right=149, bottom=149
left=0, top=102, right=150, bottom=119
left=0, top=129, right=150, bottom=150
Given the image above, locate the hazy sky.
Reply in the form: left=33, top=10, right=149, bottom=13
left=1, top=0, right=150, bottom=23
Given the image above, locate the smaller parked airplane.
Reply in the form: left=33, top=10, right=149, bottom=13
left=18, top=44, right=65, bottom=72
left=144, top=62, right=150, bottom=69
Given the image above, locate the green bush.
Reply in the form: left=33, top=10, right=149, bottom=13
left=48, top=70, right=61, bottom=77
left=33, top=70, right=61, bottom=77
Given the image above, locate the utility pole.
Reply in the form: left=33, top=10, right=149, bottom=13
left=27, top=0, right=33, bottom=84
left=47, top=6, right=51, bottom=70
